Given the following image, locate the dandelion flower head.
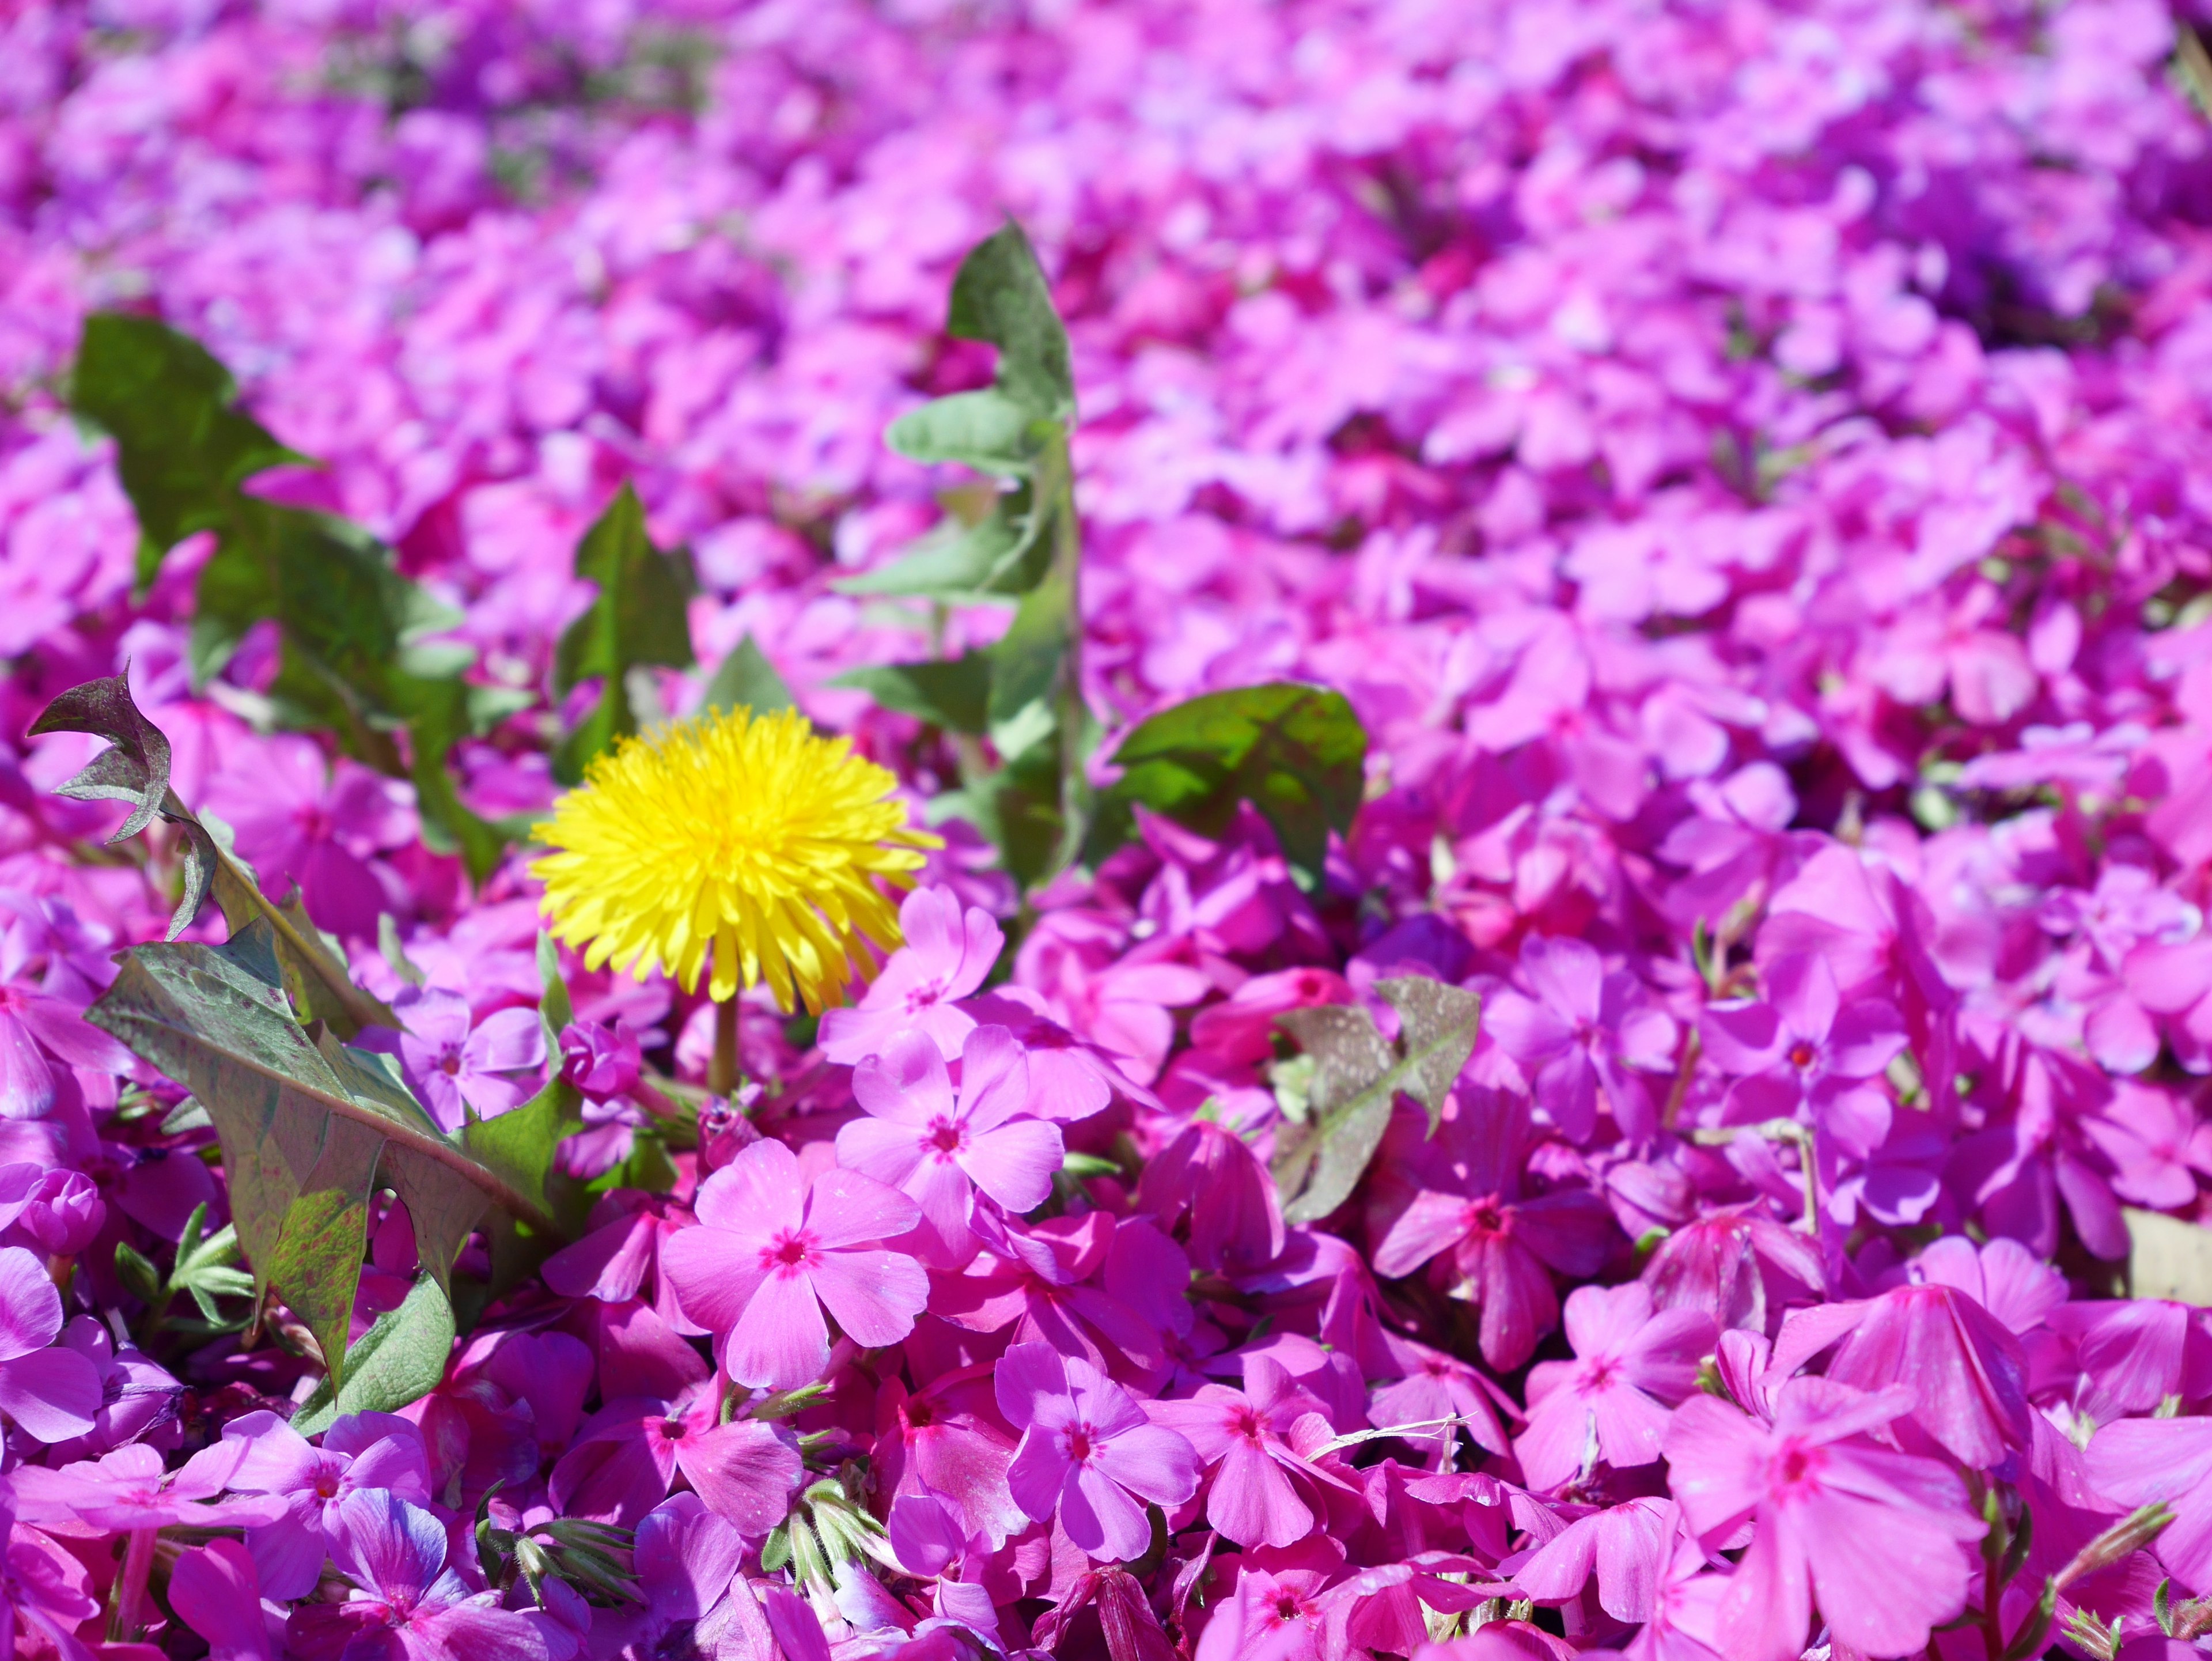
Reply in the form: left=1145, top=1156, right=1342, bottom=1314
left=531, top=705, right=939, bottom=1013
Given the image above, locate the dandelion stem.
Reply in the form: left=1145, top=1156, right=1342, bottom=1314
left=709, top=995, right=740, bottom=1097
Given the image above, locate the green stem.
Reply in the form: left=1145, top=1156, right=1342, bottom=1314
left=709, top=996, right=740, bottom=1098
left=1040, top=426, right=1090, bottom=880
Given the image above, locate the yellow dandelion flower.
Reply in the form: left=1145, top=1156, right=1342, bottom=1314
left=531, top=706, right=939, bottom=1015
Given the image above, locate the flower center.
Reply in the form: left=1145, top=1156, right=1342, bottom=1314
left=661, top=1418, right=687, bottom=1441
left=1465, top=1196, right=1506, bottom=1234
left=440, top=1054, right=462, bottom=1075
left=1230, top=1406, right=1267, bottom=1444
left=1066, top=1425, right=1095, bottom=1463
left=1787, top=1042, right=1817, bottom=1070
left=904, top=979, right=948, bottom=1012
left=1770, top=1438, right=1825, bottom=1496
left=765, top=1229, right=817, bottom=1272
left=926, top=1118, right=965, bottom=1155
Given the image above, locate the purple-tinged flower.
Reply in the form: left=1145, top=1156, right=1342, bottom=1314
left=0, top=1167, right=103, bottom=1255
left=1699, top=952, right=1907, bottom=1121
left=45, top=1315, right=181, bottom=1463
left=0, top=916, right=128, bottom=1122
left=541, top=1190, right=702, bottom=1335
left=1136, top=1118, right=1286, bottom=1276
left=11, top=1441, right=287, bottom=1532
left=393, top=989, right=547, bottom=1133
left=1516, top=1284, right=1713, bottom=1491
left=0, top=1245, right=100, bottom=1444
left=202, top=735, right=416, bottom=941
left=820, top=886, right=1003, bottom=1065
left=169, top=1539, right=275, bottom=1661
left=550, top=1378, right=801, bottom=1533
left=1665, top=1378, right=1983, bottom=1661
left=1483, top=935, right=1676, bottom=1142
left=0, top=1480, right=101, bottom=1661
left=286, top=1489, right=551, bottom=1661
left=1639, top=1202, right=1824, bottom=1335
left=1511, top=1496, right=1677, bottom=1623
left=585, top=1494, right=779, bottom=1661
left=840, top=1026, right=1063, bottom=1263
left=1366, top=1334, right=1511, bottom=1465
left=995, top=1341, right=1200, bottom=1563
left=558, top=1019, right=641, bottom=1102
left=1150, top=1355, right=1351, bottom=1550
left=661, top=1137, right=929, bottom=1390
left=219, top=1410, right=434, bottom=1599
left=2084, top=1415, right=2212, bottom=1589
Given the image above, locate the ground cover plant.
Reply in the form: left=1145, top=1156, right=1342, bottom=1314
left=6, top=1, right=2212, bottom=1657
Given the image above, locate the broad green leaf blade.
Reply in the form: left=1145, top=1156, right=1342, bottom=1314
left=834, top=655, right=993, bottom=735
left=986, top=559, right=1071, bottom=732
left=1086, top=683, right=1369, bottom=892
left=463, top=1077, right=585, bottom=1234
left=885, top=388, right=1039, bottom=476
left=262, top=1111, right=384, bottom=1384
left=71, top=312, right=304, bottom=587
left=1268, top=978, right=1480, bottom=1225
left=292, top=1274, right=457, bottom=1435
left=944, top=220, right=1075, bottom=423
left=553, top=483, right=699, bottom=785
left=834, top=495, right=1048, bottom=601
left=700, top=633, right=796, bottom=717
left=317, top=1038, right=486, bottom=1297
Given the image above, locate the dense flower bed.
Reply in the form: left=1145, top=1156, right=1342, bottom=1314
left=7, top=0, right=2212, bottom=1658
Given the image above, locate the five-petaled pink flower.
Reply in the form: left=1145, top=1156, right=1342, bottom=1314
left=820, top=885, right=1003, bottom=1065
left=997, top=1341, right=1200, bottom=1562
left=1516, top=1282, right=1714, bottom=1491
left=1699, top=952, right=1907, bottom=1122
left=1150, top=1354, right=1351, bottom=1549
left=1483, top=934, right=1677, bottom=1142
left=661, top=1137, right=929, bottom=1390
left=840, top=1024, right=1064, bottom=1263
left=1664, top=1377, right=1983, bottom=1661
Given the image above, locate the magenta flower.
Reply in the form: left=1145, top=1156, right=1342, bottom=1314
left=202, top=735, right=415, bottom=941
left=1511, top=1496, right=1677, bottom=1622
left=2085, top=1416, right=2212, bottom=1589
left=550, top=1377, right=801, bottom=1533
left=840, top=1026, right=1064, bottom=1263
left=1664, top=1378, right=1983, bottom=1661
left=1368, top=1092, right=1616, bottom=1371
left=392, top=989, right=547, bottom=1133
left=556, top=1018, right=640, bottom=1101
left=1135, top=1118, right=1286, bottom=1276
left=1150, top=1355, right=1350, bottom=1549
left=0, top=1167, right=104, bottom=1255
left=1483, top=935, right=1676, bottom=1142
left=11, top=1442, right=288, bottom=1533
left=1639, top=1202, right=1825, bottom=1334
left=169, top=1539, right=274, bottom=1661
left=45, top=1315, right=180, bottom=1463
left=588, top=1494, right=778, bottom=1661
left=219, top=1410, right=433, bottom=1599
left=995, top=1341, right=1200, bottom=1562
left=541, top=1190, right=701, bottom=1335
left=1816, top=1282, right=2032, bottom=1469
left=0, top=915, right=128, bottom=1122
left=1699, top=952, right=1907, bottom=1121
left=286, top=1489, right=551, bottom=1661
left=0, top=1482, right=101, bottom=1661
left=0, top=1244, right=100, bottom=1444
left=819, top=885, right=1003, bottom=1065
left=1515, top=1284, right=1714, bottom=1491
left=661, top=1137, right=929, bottom=1390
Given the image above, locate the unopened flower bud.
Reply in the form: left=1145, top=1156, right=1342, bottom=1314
left=2056, top=1502, right=2174, bottom=1590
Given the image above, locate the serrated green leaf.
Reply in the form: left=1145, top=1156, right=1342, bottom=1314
left=84, top=921, right=564, bottom=1388
left=1085, top=683, right=1368, bottom=892
left=31, top=675, right=397, bottom=1032
left=552, top=483, right=698, bottom=785
left=834, top=654, right=993, bottom=734
left=1270, top=978, right=1480, bottom=1225
left=944, top=219, right=1075, bottom=424
left=292, top=1274, right=456, bottom=1434
left=700, top=633, right=796, bottom=718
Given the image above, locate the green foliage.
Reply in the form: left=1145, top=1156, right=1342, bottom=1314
left=291, top=1274, right=457, bottom=1435
left=1270, top=978, right=1481, bottom=1225
left=552, top=483, right=698, bottom=784
left=700, top=633, right=796, bottom=716
left=1084, top=683, right=1369, bottom=892
left=70, top=313, right=507, bottom=877
left=115, top=1203, right=256, bottom=1347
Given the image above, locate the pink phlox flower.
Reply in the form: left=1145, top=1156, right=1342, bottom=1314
left=1516, top=1283, right=1714, bottom=1491
left=0, top=1244, right=101, bottom=1443
left=820, top=886, right=1003, bottom=1065
left=931, top=1209, right=1166, bottom=1376
left=1013, top=922, right=1211, bottom=1087
left=391, top=988, right=547, bottom=1133
left=219, top=1408, right=432, bottom=1599
left=1187, top=967, right=1354, bottom=1066
left=1907, top=1235, right=2069, bottom=1334
left=202, top=735, right=415, bottom=941
left=557, top=1019, right=641, bottom=1102
left=874, top=1363, right=1028, bottom=1550
left=1815, top=1085, right=1950, bottom=1229
left=1508, top=1496, right=1678, bottom=1623
left=46, top=1314, right=182, bottom=1463
left=0, top=1165, right=104, bottom=1256
left=1029, top=1565, right=1176, bottom=1661
left=11, top=1441, right=287, bottom=1533
left=1190, top=1538, right=1401, bottom=1661
left=1618, top=1535, right=1729, bottom=1661
left=550, top=1376, right=801, bottom=1534
left=584, top=1493, right=780, bottom=1661
left=1698, top=951, right=1907, bottom=1122
left=1664, top=1376, right=1983, bottom=1661
left=169, top=1538, right=276, bottom=1661
left=1135, top=1118, right=1286, bottom=1276
left=1944, top=1038, right=2127, bottom=1259
left=661, top=1136, right=929, bottom=1391
left=1956, top=721, right=2148, bottom=791
left=1482, top=934, right=1677, bottom=1142
left=2036, top=864, right=2196, bottom=972
left=0, top=1480, right=103, bottom=1661
left=2049, top=1298, right=2212, bottom=1422
left=2078, top=1081, right=2212, bottom=1212
left=287, top=1489, right=551, bottom=1661
left=841, top=1025, right=1065, bottom=1266
left=1639, top=1201, right=1825, bottom=1335
left=0, top=913, right=130, bottom=1122
left=1366, top=1093, right=1616, bottom=1371
left=403, top=1367, right=539, bottom=1516
left=2086, top=1414, right=2212, bottom=1591
left=997, top=1341, right=1202, bottom=1562
left=542, top=1190, right=704, bottom=1336
left=1149, top=1354, right=1355, bottom=1550
left=958, top=988, right=1131, bottom=1120
left=1366, top=1333, right=1513, bottom=1465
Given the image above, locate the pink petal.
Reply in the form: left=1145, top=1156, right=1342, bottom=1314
left=658, top=1227, right=769, bottom=1338
left=1091, top=1422, right=1201, bottom=1508
left=673, top=1421, right=803, bottom=1538
left=956, top=1024, right=1032, bottom=1132
left=694, top=1139, right=803, bottom=1236
left=852, top=1031, right=950, bottom=1125
left=1065, top=1461, right=1153, bottom=1562
left=832, top=1116, right=927, bottom=1190
left=806, top=1248, right=928, bottom=1348
left=1205, top=1436, right=1310, bottom=1549
left=0, top=1243, right=65, bottom=1357
left=959, top=1119, right=1063, bottom=1212
left=804, top=1168, right=922, bottom=1250
left=726, top=1270, right=830, bottom=1391
left=0, top=1347, right=101, bottom=1441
